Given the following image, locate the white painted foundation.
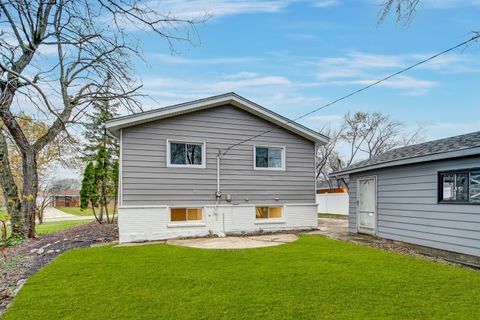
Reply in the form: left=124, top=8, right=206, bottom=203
left=118, top=203, right=318, bottom=243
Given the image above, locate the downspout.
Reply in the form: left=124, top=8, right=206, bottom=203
left=214, top=150, right=225, bottom=236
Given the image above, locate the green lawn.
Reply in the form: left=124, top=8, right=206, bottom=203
left=57, top=206, right=116, bottom=217
left=35, top=220, right=92, bottom=235
left=56, top=207, right=95, bottom=216
left=3, top=236, right=479, bottom=320
left=318, top=213, right=349, bottom=219
left=1, top=218, right=91, bottom=240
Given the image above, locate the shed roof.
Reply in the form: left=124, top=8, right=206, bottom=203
left=331, top=131, right=480, bottom=176
left=106, top=92, right=329, bottom=144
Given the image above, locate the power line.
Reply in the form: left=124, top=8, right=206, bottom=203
left=221, top=34, right=480, bottom=157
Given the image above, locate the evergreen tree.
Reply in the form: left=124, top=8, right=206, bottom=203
left=80, top=161, right=101, bottom=223
left=82, top=99, right=119, bottom=223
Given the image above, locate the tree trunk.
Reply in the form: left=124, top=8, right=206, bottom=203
left=91, top=203, right=102, bottom=224
left=0, top=133, right=23, bottom=237
left=98, top=204, right=103, bottom=222
left=104, top=194, right=110, bottom=224
left=21, top=150, right=38, bottom=238
left=112, top=192, right=118, bottom=224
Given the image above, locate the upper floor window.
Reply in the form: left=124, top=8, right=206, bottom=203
left=439, top=169, right=480, bottom=204
left=167, top=140, right=205, bottom=168
left=254, top=146, right=285, bottom=170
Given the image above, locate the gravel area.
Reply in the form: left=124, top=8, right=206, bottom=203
left=0, top=222, right=118, bottom=315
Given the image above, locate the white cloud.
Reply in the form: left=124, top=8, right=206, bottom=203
left=369, top=0, right=480, bottom=9
left=419, top=0, right=480, bottom=8
left=143, top=0, right=339, bottom=20
left=311, top=0, right=341, bottom=7
left=348, top=75, right=439, bottom=96
left=285, top=33, right=317, bottom=40
left=309, top=51, right=475, bottom=95
left=144, top=0, right=290, bottom=20
left=153, top=53, right=255, bottom=64
left=137, top=71, right=327, bottom=115
left=222, top=72, right=260, bottom=79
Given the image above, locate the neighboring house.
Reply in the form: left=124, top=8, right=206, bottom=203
left=51, top=190, right=80, bottom=207
left=331, top=131, right=480, bottom=258
left=316, top=180, right=349, bottom=215
left=106, top=93, right=328, bottom=243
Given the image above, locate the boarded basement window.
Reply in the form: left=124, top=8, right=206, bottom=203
left=171, top=208, right=203, bottom=222
left=255, top=207, right=283, bottom=219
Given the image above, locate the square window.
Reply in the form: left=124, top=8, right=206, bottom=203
left=254, top=146, right=284, bottom=170
left=255, top=206, right=283, bottom=219
left=256, top=207, right=269, bottom=219
left=171, top=208, right=187, bottom=221
left=168, top=141, right=204, bottom=167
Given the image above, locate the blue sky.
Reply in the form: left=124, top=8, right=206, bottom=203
left=128, top=0, right=480, bottom=142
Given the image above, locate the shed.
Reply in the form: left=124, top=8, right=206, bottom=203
left=331, top=131, right=480, bottom=258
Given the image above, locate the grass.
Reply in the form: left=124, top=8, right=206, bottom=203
left=1, top=216, right=91, bottom=240
left=318, top=213, right=348, bottom=219
left=35, top=220, right=92, bottom=235
left=3, top=236, right=479, bottom=320
left=57, top=206, right=116, bottom=217
left=56, top=207, right=94, bottom=216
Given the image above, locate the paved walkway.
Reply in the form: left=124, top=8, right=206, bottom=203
left=167, top=234, right=299, bottom=249
left=39, top=207, right=94, bottom=222
left=309, top=217, right=350, bottom=240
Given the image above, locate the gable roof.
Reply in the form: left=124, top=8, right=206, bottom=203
left=106, top=92, right=329, bottom=144
left=331, top=131, right=480, bottom=176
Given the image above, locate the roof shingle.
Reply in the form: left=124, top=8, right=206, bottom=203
left=333, top=131, right=480, bottom=175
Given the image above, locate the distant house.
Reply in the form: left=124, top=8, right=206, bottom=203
left=51, top=190, right=80, bottom=207
left=332, top=131, right=480, bottom=258
left=106, top=93, right=329, bottom=243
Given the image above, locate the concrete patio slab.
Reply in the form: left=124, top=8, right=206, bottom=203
left=166, top=233, right=299, bottom=249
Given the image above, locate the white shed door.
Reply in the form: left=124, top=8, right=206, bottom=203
left=357, top=177, right=376, bottom=234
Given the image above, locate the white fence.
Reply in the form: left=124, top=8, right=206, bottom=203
left=316, top=193, right=349, bottom=215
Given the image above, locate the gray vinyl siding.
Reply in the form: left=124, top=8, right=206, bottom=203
left=348, top=155, right=480, bottom=256
left=121, top=104, right=316, bottom=206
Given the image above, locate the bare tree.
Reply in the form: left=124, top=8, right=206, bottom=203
left=379, top=0, right=420, bottom=24
left=0, top=1, right=204, bottom=238
left=314, top=111, right=423, bottom=189
left=341, top=111, right=423, bottom=164
left=316, top=126, right=343, bottom=187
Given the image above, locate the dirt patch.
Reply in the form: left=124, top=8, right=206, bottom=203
left=0, top=222, right=118, bottom=315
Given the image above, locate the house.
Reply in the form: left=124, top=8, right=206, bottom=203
left=316, top=180, right=349, bottom=215
left=106, top=93, right=328, bottom=243
left=331, top=131, right=480, bottom=259
left=51, top=190, right=80, bottom=207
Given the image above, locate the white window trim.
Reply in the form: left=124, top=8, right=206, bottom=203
left=253, top=145, right=286, bottom=171
left=167, top=206, right=205, bottom=226
left=166, top=139, right=206, bottom=169
left=254, top=205, right=285, bottom=222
